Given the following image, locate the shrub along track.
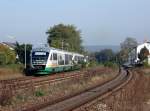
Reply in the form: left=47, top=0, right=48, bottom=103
left=15, top=68, right=131, bottom=111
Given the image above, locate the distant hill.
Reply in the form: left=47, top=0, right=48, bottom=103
left=84, top=45, right=120, bottom=52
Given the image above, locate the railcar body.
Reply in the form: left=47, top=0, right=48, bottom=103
left=30, top=46, right=85, bottom=74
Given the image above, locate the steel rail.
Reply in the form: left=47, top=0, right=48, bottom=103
left=38, top=69, right=132, bottom=111
left=19, top=69, right=126, bottom=111
left=0, top=71, right=86, bottom=91
left=0, top=68, right=108, bottom=107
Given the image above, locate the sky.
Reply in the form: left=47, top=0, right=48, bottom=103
left=0, top=0, right=150, bottom=46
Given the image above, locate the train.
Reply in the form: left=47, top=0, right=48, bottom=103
left=30, top=46, right=86, bottom=75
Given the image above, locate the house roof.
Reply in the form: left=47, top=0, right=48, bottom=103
left=0, top=42, right=16, bottom=50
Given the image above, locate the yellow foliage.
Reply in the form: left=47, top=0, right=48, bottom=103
left=0, top=44, right=16, bottom=65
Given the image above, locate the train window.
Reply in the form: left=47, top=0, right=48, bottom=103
left=79, top=57, right=83, bottom=63
left=53, top=53, right=57, bottom=60
left=65, top=54, right=69, bottom=65
left=58, top=54, right=64, bottom=65
left=75, top=56, right=78, bottom=61
left=50, top=54, right=52, bottom=60
left=69, top=55, right=72, bottom=61
left=81, top=57, right=84, bottom=61
left=59, top=55, right=62, bottom=60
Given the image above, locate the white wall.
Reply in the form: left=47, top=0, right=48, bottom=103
left=136, top=42, right=150, bottom=62
left=148, top=55, right=150, bottom=65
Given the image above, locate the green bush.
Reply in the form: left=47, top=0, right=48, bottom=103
left=143, top=58, right=150, bottom=68
left=104, top=62, right=118, bottom=68
left=0, top=64, right=24, bottom=73
left=35, top=90, right=45, bottom=97
left=0, top=52, right=6, bottom=65
left=88, top=61, right=99, bottom=67
left=0, top=44, right=16, bottom=65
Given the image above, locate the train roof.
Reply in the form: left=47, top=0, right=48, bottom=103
left=32, top=46, right=84, bottom=56
left=32, top=46, right=50, bottom=52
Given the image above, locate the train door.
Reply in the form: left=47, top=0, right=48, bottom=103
left=52, top=52, right=58, bottom=67
left=58, top=53, right=64, bottom=66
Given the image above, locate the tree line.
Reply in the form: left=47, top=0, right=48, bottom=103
left=0, top=23, right=83, bottom=66
left=0, top=23, right=149, bottom=67
left=92, top=37, right=150, bottom=66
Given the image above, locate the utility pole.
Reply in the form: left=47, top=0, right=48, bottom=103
left=25, top=44, right=26, bottom=69
left=66, top=43, right=69, bottom=51
left=61, top=40, right=64, bottom=50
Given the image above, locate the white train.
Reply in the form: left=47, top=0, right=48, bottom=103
left=30, top=46, right=85, bottom=74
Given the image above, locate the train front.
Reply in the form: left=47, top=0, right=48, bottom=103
left=31, top=47, right=50, bottom=74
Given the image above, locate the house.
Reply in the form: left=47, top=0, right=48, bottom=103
left=0, top=42, right=16, bottom=50
left=0, top=42, right=19, bottom=59
left=136, top=42, right=150, bottom=62
left=128, top=42, right=150, bottom=65
left=148, top=55, right=150, bottom=65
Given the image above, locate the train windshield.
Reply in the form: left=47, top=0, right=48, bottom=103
left=32, top=52, right=49, bottom=57
left=32, top=51, right=49, bottom=65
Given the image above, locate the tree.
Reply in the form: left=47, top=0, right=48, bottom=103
left=95, top=49, right=115, bottom=63
left=138, top=46, right=149, bottom=62
left=0, top=44, right=16, bottom=65
left=120, top=37, right=138, bottom=51
left=15, top=42, right=32, bottom=65
left=119, top=37, right=138, bottom=63
left=46, top=24, right=83, bottom=53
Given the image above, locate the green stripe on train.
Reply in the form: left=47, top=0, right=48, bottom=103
left=35, top=66, right=73, bottom=75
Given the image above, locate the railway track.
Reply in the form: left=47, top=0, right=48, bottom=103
left=0, top=70, right=87, bottom=91
left=0, top=67, right=110, bottom=105
left=18, top=68, right=132, bottom=111
left=2, top=73, right=79, bottom=90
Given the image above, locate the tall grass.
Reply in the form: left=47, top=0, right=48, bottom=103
left=103, top=62, right=118, bottom=69
left=0, top=64, right=24, bottom=80
left=83, top=69, right=150, bottom=111
left=0, top=67, right=117, bottom=110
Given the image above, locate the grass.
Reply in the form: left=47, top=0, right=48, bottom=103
left=0, top=64, right=24, bottom=71
left=35, top=90, right=45, bottom=97
left=88, top=61, right=119, bottom=69
left=103, top=62, right=118, bottom=69
left=0, top=64, right=24, bottom=80
left=0, top=67, right=117, bottom=110
left=83, top=68, right=150, bottom=111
